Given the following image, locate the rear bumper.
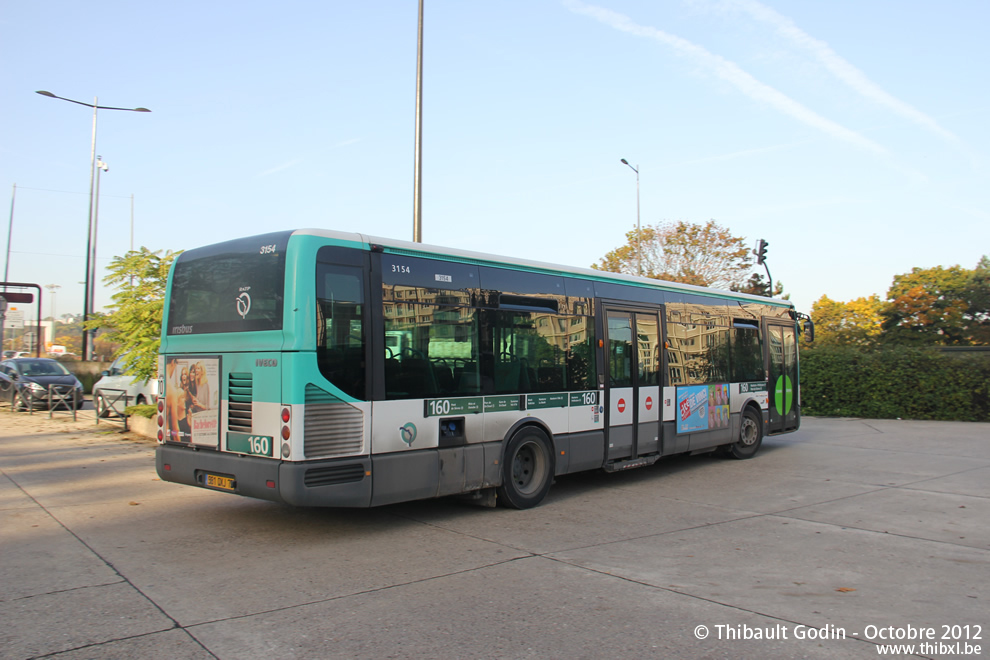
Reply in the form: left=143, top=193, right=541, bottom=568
left=156, top=445, right=372, bottom=507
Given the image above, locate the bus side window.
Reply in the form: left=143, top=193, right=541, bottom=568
left=731, top=324, right=765, bottom=382
left=316, top=266, right=366, bottom=400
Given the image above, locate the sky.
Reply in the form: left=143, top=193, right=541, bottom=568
left=2, top=0, right=988, bottom=327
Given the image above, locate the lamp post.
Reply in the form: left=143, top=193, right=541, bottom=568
left=45, top=284, right=60, bottom=349
left=620, top=159, right=642, bottom=276
left=90, top=157, right=108, bottom=327
left=1, top=184, right=15, bottom=354
left=35, top=90, right=150, bottom=361
left=412, top=0, right=425, bottom=243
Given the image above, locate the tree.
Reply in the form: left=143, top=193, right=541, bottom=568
left=813, top=257, right=989, bottom=349
left=731, top=272, right=788, bottom=299
left=86, top=247, right=180, bottom=381
left=881, top=264, right=976, bottom=345
left=593, top=219, right=754, bottom=290
left=810, top=294, right=884, bottom=347
left=52, top=318, right=82, bottom=355
left=964, top=256, right=990, bottom=344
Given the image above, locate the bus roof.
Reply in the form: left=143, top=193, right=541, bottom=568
left=291, top=228, right=794, bottom=309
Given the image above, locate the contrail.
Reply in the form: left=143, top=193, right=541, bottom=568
left=257, top=159, right=301, bottom=178
left=564, top=1, right=889, bottom=156
left=723, top=0, right=959, bottom=144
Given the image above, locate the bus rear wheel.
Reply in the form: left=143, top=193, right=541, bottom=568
left=497, top=427, right=554, bottom=509
left=725, top=407, right=763, bottom=459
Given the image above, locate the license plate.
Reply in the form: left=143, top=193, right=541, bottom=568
left=205, top=474, right=235, bottom=491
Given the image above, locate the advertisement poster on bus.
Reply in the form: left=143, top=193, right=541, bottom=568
left=708, top=383, right=730, bottom=430
left=677, top=385, right=708, bottom=433
left=163, top=356, right=220, bottom=446
left=676, top=384, right=730, bottom=434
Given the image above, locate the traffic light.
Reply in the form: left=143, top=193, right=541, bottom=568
left=755, top=239, right=769, bottom=265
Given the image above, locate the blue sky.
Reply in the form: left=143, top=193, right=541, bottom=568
left=2, top=0, right=988, bottom=323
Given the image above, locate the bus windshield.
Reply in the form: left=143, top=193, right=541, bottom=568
left=167, top=232, right=290, bottom=335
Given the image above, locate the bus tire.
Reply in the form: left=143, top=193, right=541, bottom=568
left=496, top=426, right=555, bottom=509
left=725, top=407, right=763, bottom=459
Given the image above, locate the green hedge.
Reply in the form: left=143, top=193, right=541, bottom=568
left=800, top=346, right=990, bottom=421
left=124, top=404, right=157, bottom=419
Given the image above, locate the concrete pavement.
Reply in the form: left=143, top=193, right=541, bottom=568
left=1, top=409, right=987, bottom=659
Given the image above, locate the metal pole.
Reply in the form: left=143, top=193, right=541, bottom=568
left=130, top=193, right=135, bottom=288
left=45, top=284, right=60, bottom=344
left=35, top=90, right=150, bottom=360
left=620, top=159, right=642, bottom=276
left=91, top=157, right=107, bottom=325
left=130, top=193, right=134, bottom=253
left=1, top=184, right=13, bottom=354
left=634, top=165, right=641, bottom=276
left=3, top=183, right=13, bottom=284
left=82, top=100, right=98, bottom=361
left=412, top=0, right=424, bottom=243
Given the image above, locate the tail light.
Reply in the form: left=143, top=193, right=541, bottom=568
left=280, top=406, right=291, bottom=458
left=156, top=400, right=165, bottom=443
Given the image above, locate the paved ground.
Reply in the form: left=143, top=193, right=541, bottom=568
left=1, top=408, right=987, bottom=659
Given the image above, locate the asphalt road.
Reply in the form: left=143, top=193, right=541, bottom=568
left=1, top=408, right=987, bottom=659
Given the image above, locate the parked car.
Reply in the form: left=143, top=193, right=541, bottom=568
left=93, top=355, right=157, bottom=417
left=0, top=370, right=13, bottom=400
left=0, top=357, right=85, bottom=410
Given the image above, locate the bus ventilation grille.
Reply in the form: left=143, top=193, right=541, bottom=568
left=228, top=372, right=254, bottom=433
left=304, top=464, right=366, bottom=487
left=304, top=384, right=364, bottom=458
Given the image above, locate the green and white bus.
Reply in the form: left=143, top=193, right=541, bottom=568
left=156, top=229, right=808, bottom=509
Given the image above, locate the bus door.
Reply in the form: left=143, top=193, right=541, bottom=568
left=766, top=321, right=799, bottom=434
left=604, top=308, right=661, bottom=462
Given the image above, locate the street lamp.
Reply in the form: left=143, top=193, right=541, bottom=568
left=44, top=283, right=60, bottom=348
left=620, top=159, right=642, bottom=276
left=90, top=157, right=109, bottom=325
left=412, top=0, right=425, bottom=243
left=35, top=90, right=150, bottom=361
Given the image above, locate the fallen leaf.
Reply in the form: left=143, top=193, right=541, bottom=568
left=835, top=587, right=856, bottom=593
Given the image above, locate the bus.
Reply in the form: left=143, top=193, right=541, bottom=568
left=156, top=229, right=809, bottom=509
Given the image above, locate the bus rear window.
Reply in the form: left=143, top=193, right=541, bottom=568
left=167, top=233, right=289, bottom=335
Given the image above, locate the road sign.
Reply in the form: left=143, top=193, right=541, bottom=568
left=3, top=309, right=24, bottom=329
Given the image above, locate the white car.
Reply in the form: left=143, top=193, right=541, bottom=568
left=93, top=355, right=157, bottom=417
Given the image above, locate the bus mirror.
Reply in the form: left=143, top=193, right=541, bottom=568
left=798, top=315, right=814, bottom=343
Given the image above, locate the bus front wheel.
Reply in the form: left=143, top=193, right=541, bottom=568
left=725, top=407, right=763, bottom=459
left=497, top=427, right=554, bottom=509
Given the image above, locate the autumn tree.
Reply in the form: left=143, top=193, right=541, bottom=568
left=593, top=220, right=754, bottom=290
left=811, top=257, right=989, bottom=348
left=881, top=261, right=989, bottom=345
left=85, top=247, right=180, bottom=381
left=52, top=318, right=82, bottom=355
left=810, top=294, right=884, bottom=347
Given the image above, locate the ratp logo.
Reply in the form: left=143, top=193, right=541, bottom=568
left=400, top=423, right=417, bottom=446
left=236, top=292, right=251, bottom=319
